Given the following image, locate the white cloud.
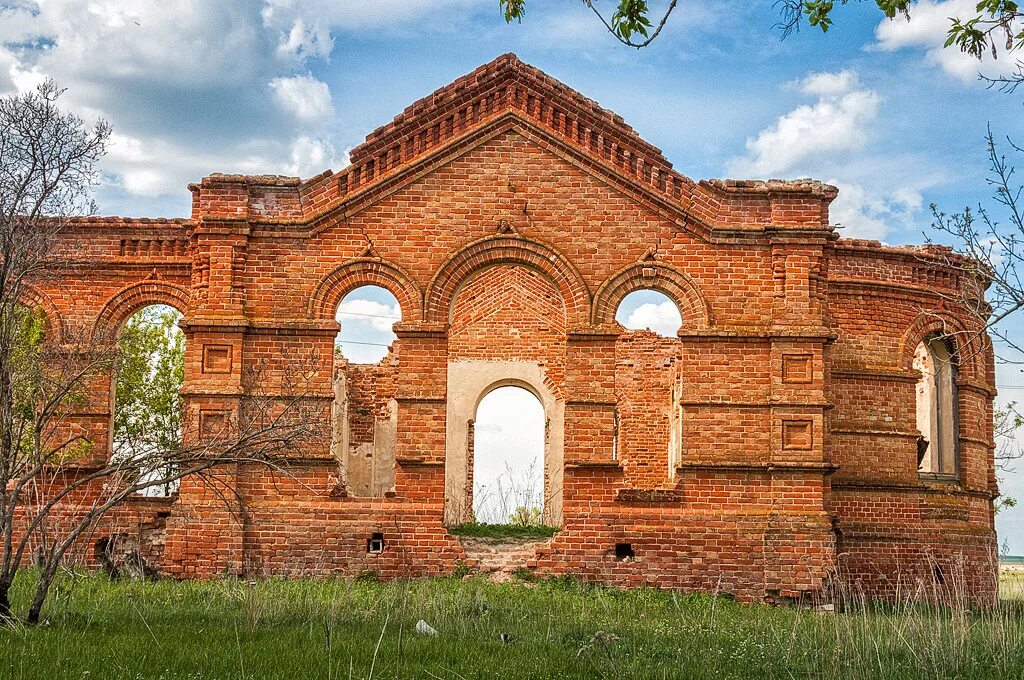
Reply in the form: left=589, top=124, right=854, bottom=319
left=873, top=0, right=1022, bottom=82
left=284, top=135, right=346, bottom=177
left=337, top=299, right=401, bottom=332
left=728, top=70, right=881, bottom=177
left=828, top=181, right=923, bottom=241
left=102, top=130, right=346, bottom=199
left=0, top=1, right=479, bottom=210
left=724, top=69, right=940, bottom=242
left=260, top=0, right=487, bottom=59
left=26, top=2, right=280, bottom=88
left=335, top=297, right=401, bottom=363
left=270, top=74, right=333, bottom=124
left=624, top=301, right=682, bottom=337
left=0, top=44, right=44, bottom=95
left=798, top=69, right=858, bottom=97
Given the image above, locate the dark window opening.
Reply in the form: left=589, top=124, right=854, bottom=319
left=367, top=532, right=384, bottom=554
left=615, top=543, right=635, bottom=561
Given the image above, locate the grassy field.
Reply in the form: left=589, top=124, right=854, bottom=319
left=1000, top=570, right=1024, bottom=599
left=1, top=571, right=1023, bottom=679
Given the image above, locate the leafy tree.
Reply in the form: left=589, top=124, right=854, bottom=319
left=113, top=305, right=185, bottom=494
left=0, top=83, right=321, bottom=625
left=0, top=80, right=109, bottom=623
left=500, top=0, right=1023, bottom=89
left=501, top=0, right=677, bottom=47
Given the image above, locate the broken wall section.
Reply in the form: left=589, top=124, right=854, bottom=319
left=614, top=331, right=681, bottom=488
left=332, top=351, right=399, bottom=497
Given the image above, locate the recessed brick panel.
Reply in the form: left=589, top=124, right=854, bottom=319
left=199, top=410, right=230, bottom=439
left=781, top=419, right=813, bottom=450
left=781, top=353, right=813, bottom=384
left=202, top=345, right=232, bottom=374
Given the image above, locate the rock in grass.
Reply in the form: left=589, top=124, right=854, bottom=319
left=415, top=619, right=438, bottom=636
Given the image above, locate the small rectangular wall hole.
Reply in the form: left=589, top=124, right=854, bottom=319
left=615, top=543, right=635, bottom=561
left=367, top=532, right=384, bottom=554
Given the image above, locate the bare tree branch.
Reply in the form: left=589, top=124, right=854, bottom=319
left=0, top=83, right=325, bottom=625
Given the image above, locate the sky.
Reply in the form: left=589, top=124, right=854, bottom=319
left=3, top=0, right=1024, bottom=545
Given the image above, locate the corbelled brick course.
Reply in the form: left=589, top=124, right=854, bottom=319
left=20, top=54, right=997, bottom=603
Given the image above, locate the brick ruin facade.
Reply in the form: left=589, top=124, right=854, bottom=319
left=21, top=55, right=998, bottom=603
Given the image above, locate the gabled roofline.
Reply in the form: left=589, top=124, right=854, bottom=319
left=187, top=54, right=839, bottom=243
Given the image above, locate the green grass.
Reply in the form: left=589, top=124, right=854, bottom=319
left=1000, top=570, right=1024, bottom=600
left=1, top=571, right=1023, bottom=679
left=447, top=522, right=560, bottom=539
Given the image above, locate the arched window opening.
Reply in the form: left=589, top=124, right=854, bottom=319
left=112, top=304, right=185, bottom=497
left=472, top=386, right=545, bottom=525
left=614, top=289, right=682, bottom=337
left=335, top=285, right=401, bottom=364
left=914, top=336, right=958, bottom=477
left=332, top=285, right=401, bottom=497
left=6, top=303, right=46, bottom=344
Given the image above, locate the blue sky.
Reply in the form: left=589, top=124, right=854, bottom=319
left=3, top=1, right=1024, bottom=545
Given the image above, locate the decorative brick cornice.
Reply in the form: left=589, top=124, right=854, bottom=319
left=174, top=54, right=839, bottom=241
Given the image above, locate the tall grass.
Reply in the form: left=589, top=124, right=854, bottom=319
left=1, top=569, right=1023, bottom=679
left=473, top=460, right=545, bottom=525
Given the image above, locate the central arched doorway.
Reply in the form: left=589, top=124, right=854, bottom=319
left=444, top=362, right=564, bottom=527
left=472, top=385, right=545, bottom=524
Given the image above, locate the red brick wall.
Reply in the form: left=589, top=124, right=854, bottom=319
left=18, top=55, right=996, bottom=604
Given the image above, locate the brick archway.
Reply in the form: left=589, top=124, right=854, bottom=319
left=308, top=258, right=423, bottom=322
left=899, top=311, right=982, bottom=381
left=94, top=281, right=191, bottom=337
left=425, top=235, right=590, bottom=325
left=444, top=361, right=564, bottom=527
left=17, top=284, right=65, bottom=343
left=592, top=261, right=710, bottom=329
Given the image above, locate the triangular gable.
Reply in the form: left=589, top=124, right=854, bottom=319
left=193, top=55, right=837, bottom=240
left=306, top=54, right=709, bottom=225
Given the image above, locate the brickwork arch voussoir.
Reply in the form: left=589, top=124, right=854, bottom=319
left=425, top=235, right=591, bottom=325
left=898, top=311, right=983, bottom=382
left=94, top=281, right=192, bottom=338
left=592, top=262, right=710, bottom=330
left=308, top=258, right=423, bottom=322
left=16, top=284, right=65, bottom=343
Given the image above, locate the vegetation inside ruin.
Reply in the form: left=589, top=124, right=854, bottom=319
left=448, top=522, right=560, bottom=540
left=1, top=570, right=1024, bottom=679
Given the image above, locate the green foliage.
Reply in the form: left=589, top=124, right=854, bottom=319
left=611, top=0, right=654, bottom=42
left=500, top=0, right=662, bottom=46
left=803, top=0, right=836, bottom=32
left=500, top=0, right=526, bottom=23
left=2, top=571, right=1024, bottom=678
left=795, top=0, right=1022, bottom=68
left=513, top=566, right=537, bottom=581
left=2, top=305, right=48, bottom=457
left=498, top=0, right=1023, bottom=75
left=112, top=305, right=184, bottom=458
left=509, top=505, right=543, bottom=527
left=448, top=522, right=559, bottom=539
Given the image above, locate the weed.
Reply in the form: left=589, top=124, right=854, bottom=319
left=448, top=522, right=559, bottom=540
